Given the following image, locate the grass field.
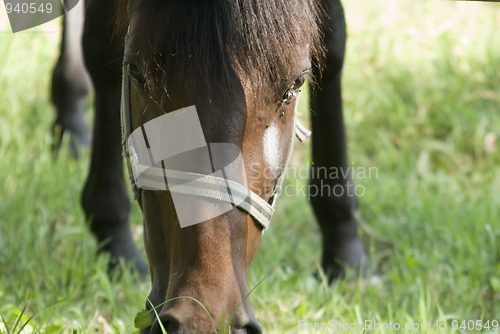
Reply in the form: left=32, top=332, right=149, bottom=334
left=1, top=0, right=500, bottom=333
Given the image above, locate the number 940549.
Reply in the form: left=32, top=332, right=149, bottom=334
left=5, top=2, right=53, bottom=14
left=451, top=320, right=498, bottom=331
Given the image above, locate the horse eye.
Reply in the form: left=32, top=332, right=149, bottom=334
left=127, top=63, right=145, bottom=84
left=292, top=73, right=307, bottom=90
left=280, top=71, right=309, bottom=105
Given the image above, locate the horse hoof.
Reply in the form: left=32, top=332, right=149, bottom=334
left=51, top=115, right=91, bottom=158
left=320, top=237, right=373, bottom=283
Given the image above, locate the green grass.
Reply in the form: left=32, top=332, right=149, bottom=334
left=1, top=0, right=500, bottom=333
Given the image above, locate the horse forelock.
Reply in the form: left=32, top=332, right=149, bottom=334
left=119, top=0, right=325, bottom=100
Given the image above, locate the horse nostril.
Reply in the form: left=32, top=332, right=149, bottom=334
left=242, top=319, right=263, bottom=334
left=150, top=313, right=180, bottom=334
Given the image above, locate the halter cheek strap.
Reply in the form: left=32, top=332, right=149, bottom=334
left=120, top=65, right=310, bottom=230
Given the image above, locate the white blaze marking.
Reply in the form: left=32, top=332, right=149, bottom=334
left=263, top=123, right=282, bottom=179
left=262, top=95, right=301, bottom=180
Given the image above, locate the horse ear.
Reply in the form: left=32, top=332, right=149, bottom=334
left=63, top=0, right=79, bottom=12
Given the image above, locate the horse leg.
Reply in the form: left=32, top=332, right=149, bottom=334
left=80, top=0, right=147, bottom=276
left=310, top=0, right=369, bottom=281
left=51, top=0, right=91, bottom=158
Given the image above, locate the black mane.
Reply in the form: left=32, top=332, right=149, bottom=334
left=124, top=0, right=324, bottom=98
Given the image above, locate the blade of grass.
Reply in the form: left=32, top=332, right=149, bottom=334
left=219, top=307, right=225, bottom=334
left=1, top=314, right=11, bottom=334
left=147, top=299, right=167, bottom=334
left=223, top=277, right=266, bottom=334
left=11, top=296, right=30, bottom=334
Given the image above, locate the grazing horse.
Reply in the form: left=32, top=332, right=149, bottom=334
left=51, top=0, right=367, bottom=332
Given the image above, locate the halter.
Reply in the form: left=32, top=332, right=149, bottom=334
left=120, top=64, right=310, bottom=230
